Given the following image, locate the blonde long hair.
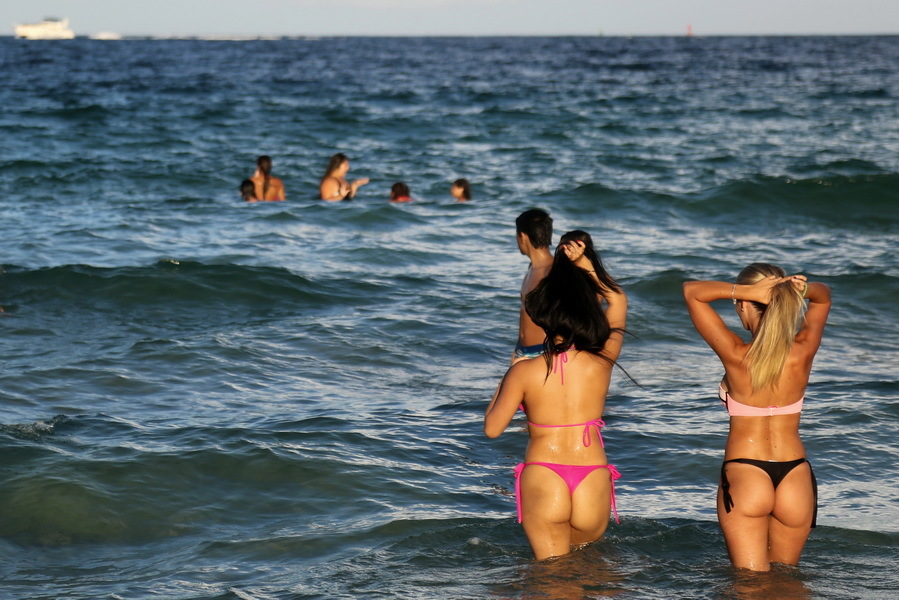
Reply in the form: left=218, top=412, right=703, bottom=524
left=737, top=263, right=807, bottom=391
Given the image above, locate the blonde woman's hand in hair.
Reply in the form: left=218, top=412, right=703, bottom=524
left=786, top=274, right=808, bottom=295
left=744, top=275, right=782, bottom=304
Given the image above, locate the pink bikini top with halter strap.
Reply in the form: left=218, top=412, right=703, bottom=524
left=521, top=351, right=608, bottom=447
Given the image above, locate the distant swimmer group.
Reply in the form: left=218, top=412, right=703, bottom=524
left=485, top=208, right=831, bottom=570
left=239, top=154, right=472, bottom=204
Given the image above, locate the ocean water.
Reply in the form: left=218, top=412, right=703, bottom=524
left=0, top=35, right=897, bottom=599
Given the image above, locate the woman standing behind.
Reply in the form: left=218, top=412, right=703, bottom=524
left=683, top=264, right=831, bottom=571
left=319, top=153, right=369, bottom=201
left=485, top=237, right=627, bottom=560
left=249, top=155, right=286, bottom=201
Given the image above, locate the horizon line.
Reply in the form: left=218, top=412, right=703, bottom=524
left=5, top=32, right=899, bottom=39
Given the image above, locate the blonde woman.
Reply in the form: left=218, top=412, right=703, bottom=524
left=683, top=264, right=831, bottom=571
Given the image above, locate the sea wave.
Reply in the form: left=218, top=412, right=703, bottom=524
left=685, top=173, right=899, bottom=228
left=0, top=261, right=388, bottom=318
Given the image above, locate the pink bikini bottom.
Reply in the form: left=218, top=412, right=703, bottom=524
left=514, top=462, right=621, bottom=524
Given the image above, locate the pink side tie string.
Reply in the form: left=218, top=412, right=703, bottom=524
left=582, top=418, right=606, bottom=448
left=607, top=464, right=622, bottom=524
left=514, top=463, right=526, bottom=522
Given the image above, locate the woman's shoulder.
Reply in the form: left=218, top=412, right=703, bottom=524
left=511, top=354, right=546, bottom=370
left=508, top=356, right=550, bottom=381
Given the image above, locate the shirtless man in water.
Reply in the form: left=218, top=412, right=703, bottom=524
left=512, top=209, right=554, bottom=364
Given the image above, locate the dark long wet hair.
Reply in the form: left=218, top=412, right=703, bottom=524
left=558, top=230, right=622, bottom=295
left=526, top=235, right=633, bottom=382
left=257, top=155, right=272, bottom=200
left=322, top=153, right=348, bottom=182
left=525, top=253, right=615, bottom=371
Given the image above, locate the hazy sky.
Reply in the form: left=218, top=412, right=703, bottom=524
left=6, top=0, right=898, bottom=37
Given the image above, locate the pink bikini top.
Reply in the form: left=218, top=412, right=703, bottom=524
left=718, top=385, right=804, bottom=417
left=520, top=349, right=607, bottom=447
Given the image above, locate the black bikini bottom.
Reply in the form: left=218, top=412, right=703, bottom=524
left=720, top=457, right=817, bottom=528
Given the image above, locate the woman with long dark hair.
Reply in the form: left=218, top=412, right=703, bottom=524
left=319, top=153, right=369, bottom=201
left=485, top=235, right=627, bottom=560
left=684, top=264, right=831, bottom=570
left=249, top=155, right=285, bottom=201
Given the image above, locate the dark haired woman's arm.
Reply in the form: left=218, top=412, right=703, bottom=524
left=562, top=240, right=618, bottom=297
left=484, top=366, right=526, bottom=438
left=562, top=240, right=593, bottom=271
left=602, top=288, right=628, bottom=361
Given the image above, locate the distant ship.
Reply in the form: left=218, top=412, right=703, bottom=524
left=14, top=17, right=75, bottom=40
